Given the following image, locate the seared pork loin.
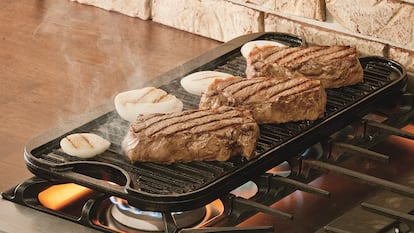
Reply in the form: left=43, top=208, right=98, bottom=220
left=199, top=76, right=326, bottom=124
left=123, top=106, right=259, bottom=163
left=245, top=45, right=364, bottom=88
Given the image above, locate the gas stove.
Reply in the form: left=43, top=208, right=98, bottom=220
left=2, top=32, right=414, bottom=233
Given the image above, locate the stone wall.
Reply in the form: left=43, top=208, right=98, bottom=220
left=70, top=0, right=414, bottom=76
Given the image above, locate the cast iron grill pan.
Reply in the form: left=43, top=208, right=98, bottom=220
left=24, top=32, right=407, bottom=212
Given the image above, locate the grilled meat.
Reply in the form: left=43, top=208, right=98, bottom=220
left=199, top=76, right=326, bottom=124
left=123, top=106, right=259, bottom=163
left=245, top=45, right=364, bottom=88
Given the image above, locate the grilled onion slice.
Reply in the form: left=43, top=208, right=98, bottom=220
left=180, top=71, right=233, bottom=96
left=114, top=87, right=183, bottom=122
left=60, top=133, right=111, bottom=158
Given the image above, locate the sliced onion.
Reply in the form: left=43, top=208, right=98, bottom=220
left=60, top=133, right=111, bottom=158
left=180, top=70, right=233, bottom=96
left=240, top=40, right=288, bottom=58
left=114, top=87, right=183, bottom=122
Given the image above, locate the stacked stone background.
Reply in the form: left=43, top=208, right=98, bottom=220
left=71, top=0, right=414, bottom=76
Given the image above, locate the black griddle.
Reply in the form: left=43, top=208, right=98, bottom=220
left=24, top=32, right=407, bottom=212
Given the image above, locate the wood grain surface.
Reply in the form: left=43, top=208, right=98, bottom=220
left=0, top=0, right=220, bottom=191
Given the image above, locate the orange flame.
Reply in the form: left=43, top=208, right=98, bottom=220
left=38, top=183, right=94, bottom=211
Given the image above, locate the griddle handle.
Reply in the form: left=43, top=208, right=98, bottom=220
left=50, top=161, right=130, bottom=194
left=58, top=170, right=127, bottom=194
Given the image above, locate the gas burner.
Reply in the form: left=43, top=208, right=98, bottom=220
left=230, top=181, right=258, bottom=199
left=266, top=161, right=292, bottom=177
left=106, top=196, right=222, bottom=232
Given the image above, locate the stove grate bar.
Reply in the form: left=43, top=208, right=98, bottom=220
left=269, top=175, right=331, bottom=197
left=303, top=160, right=414, bottom=198
left=163, top=212, right=178, bottom=233
left=323, top=225, right=353, bottom=233
left=179, top=226, right=274, bottom=233
left=361, top=202, right=414, bottom=231
left=230, top=196, right=293, bottom=220
left=330, top=141, right=390, bottom=163
left=365, top=120, right=414, bottom=140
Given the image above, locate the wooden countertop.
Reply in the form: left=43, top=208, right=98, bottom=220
left=0, top=0, right=220, bottom=191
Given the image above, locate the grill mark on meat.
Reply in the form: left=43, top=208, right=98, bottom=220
left=282, top=46, right=355, bottom=66
left=263, top=47, right=302, bottom=64
left=222, top=78, right=269, bottom=95
left=132, top=105, right=228, bottom=132
left=133, top=108, right=246, bottom=137
left=152, top=110, right=243, bottom=136
left=256, top=46, right=356, bottom=67
left=250, top=47, right=289, bottom=71
left=209, top=77, right=320, bottom=105
left=278, top=46, right=331, bottom=65
left=318, top=47, right=356, bottom=62
left=212, top=77, right=246, bottom=92
left=133, top=110, right=214, bottom=133
left=296, top=46, right=347, bottom=64
left=268, top=80, right=321, bottom=101
left=250, top=46, right=284, bottom=62
left=182, top=118, right=245, bottom=135
left=258, top=78, right=315, bottom=100
left=233, top=78, right=292, bottom=102
left=244, top=78, right=318, bottom=102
